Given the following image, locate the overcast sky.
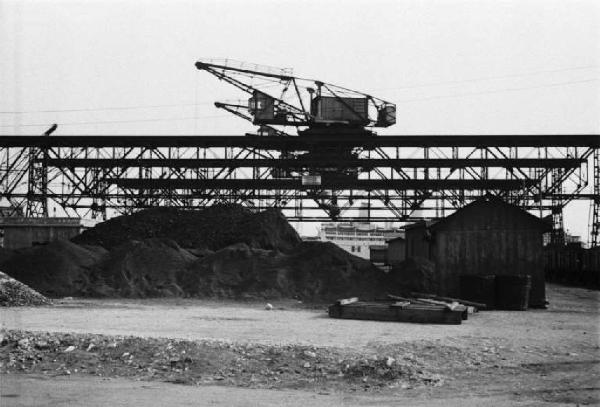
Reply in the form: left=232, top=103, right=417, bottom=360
left=1, top=0, right=598, bottom=237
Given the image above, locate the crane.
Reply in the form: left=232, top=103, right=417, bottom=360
left=194, top=58, right=397, bottom=219
left=195, top=58, right=396, bottom=137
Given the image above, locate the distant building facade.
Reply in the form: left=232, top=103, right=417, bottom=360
left=0, top=217, right=84, bottom=249
left=318, top=222, right=403, bottom=260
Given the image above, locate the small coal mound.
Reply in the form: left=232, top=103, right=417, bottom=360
left=0, top=271, right=50, bottom=306
left=0, top=240, right=107, bottom=298
left=72, top=205, right=302, bottom=252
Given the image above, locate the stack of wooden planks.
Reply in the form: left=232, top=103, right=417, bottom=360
left=328, top=294, right=486, bottom=325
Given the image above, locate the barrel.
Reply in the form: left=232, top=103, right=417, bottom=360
left=495, top=275, right=531, bottom=311
left=459, top=274, right=496, bottom=310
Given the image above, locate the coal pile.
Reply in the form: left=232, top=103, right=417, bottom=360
left=0, top=271, right=51, bottom=306
left=0, top=240, right=107, bottom=298
left=1, top=206, right=386, bottom=301
left=0, top=238, right=200, bottom=299
left=178, top=243, right=284, bottom=299
left=179, top=241, right=385, bottom=301
left=90, top=238, right=197, bottom=297
left=284, top=241, right=385, bottom=300
left=72, top=205, right=302, bottom=252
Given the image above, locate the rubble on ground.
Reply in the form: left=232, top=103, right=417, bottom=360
left=0, top=272, right=51, bottom=306
left=0, top=329, right=444, bottom=391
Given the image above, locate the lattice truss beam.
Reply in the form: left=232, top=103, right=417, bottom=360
left=0, top=136, right=596, bottom=224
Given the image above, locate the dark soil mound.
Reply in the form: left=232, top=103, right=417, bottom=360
left=179, top=241, right=385, bottom=301
left=0, top=271, right=50, bottom=306
left=72, top=205, right=301, bottom=252
left=0, top=240, right=106, bottom=298
left=90, top=238, right=197, bottom=297
left=386, top=257, right=437, bottom=295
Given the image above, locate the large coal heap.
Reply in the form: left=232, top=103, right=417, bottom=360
left=1, top=206, right=386, bottom=301
left=72, top=205, right=302, bottom=252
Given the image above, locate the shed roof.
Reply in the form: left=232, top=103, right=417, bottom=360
left=403, top=220, right=436, bottom=231
left=429, top=195, right=550, bottom=231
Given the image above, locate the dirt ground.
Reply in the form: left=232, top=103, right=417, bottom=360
left=1, top=284, right=599, bottom=406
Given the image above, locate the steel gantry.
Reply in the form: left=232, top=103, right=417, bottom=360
left=591, top=148, right=600, bottom=247
left=0, top=134, right=597, bottom=245
left=2, top=59, right=597, bottom=245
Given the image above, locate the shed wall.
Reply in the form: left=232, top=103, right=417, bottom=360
left=431, top=201, right=546, bottom=307
left=405, top=224, right=430, bottom=259
left=387, top=239, right=406, bottom=265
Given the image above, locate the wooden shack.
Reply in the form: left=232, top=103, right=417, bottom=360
left=404, top=196, right=549, bottom=308
left=405, top=221, right=434, bottom=259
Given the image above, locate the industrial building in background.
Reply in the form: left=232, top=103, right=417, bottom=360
left=317, top=203, right=403, bottom=260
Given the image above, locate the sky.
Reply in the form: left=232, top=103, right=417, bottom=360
left=1, top=0, right=599, bottom=238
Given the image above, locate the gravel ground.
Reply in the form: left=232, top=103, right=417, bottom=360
left=1, top=284, right=599, bottom=406
left=0, top=285, right=597, bottom=351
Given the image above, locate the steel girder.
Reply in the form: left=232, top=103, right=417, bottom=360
left=0, top=135, right=597, bottom=228
left=0, top=135, right=599, bottom=148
